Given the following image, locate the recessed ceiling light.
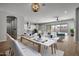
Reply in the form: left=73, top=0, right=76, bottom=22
left=64, top=10, right=67, bottom=14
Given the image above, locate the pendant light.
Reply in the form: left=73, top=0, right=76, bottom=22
left=32, top=3, right=40, bottom=12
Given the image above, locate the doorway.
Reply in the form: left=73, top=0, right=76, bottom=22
left=7, top=16, right=17, bottom=39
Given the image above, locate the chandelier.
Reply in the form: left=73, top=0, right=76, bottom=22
left=32, top=3, right=40, bottom=12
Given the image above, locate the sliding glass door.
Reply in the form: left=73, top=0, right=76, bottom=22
left=51, top=24, right=68, bottom=33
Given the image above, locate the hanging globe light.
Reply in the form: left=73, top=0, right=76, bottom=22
left=32, top=3, right=40, bottom=12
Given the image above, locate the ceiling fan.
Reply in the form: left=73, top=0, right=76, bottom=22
left=54, top=16, right=59, bottom=21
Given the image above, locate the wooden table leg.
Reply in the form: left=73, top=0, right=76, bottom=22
left=38, top=44, right=41, bottom=53
left=51, top=44, right=53, bottom=54
left=20, top=37, right=22, bottom=42
left=54, top=43, right=57, bottom=54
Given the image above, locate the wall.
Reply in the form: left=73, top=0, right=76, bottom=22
left=76, top=7, right=79, bottom=42
left=17, top=16, right=25, bottom=39
left=0, top=11, right=7, bottom=42
left=0, top=10, right=25, bottom=42
left=38, top=24, right=46, bottom=33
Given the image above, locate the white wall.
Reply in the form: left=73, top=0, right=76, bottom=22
left=76, top=7, right=79, bottom=42
left=17, top=16, right=25, bottom=39
left=0, top=11, right=7, bottom=42
left=0, top=10, right=25, bottom=42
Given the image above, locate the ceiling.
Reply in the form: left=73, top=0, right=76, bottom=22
left=0, top=3, right=79, bottom=23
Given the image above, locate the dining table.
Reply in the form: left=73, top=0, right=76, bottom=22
left=20, top=34, right=59, bottom=56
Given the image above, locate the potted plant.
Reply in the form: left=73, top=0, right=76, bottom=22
left=70, top=29, right=74, bottom=36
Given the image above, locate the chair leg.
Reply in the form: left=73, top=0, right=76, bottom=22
left=38, top=44, right=41, bottom=53
left=9, top=48, right=14, bottom=56
left=9, top=48, right=11, bottom=55
left=51, top=45, right=53, bottom=54
left=20, top=37, right=22, bottom=42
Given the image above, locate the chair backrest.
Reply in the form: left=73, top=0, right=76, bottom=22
left=7, top=34, right=24, bottom=56
left=7, top=34, right=41, bottom=56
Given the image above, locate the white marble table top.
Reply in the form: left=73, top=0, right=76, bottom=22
left=22, top=35, right=59, bottom=47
